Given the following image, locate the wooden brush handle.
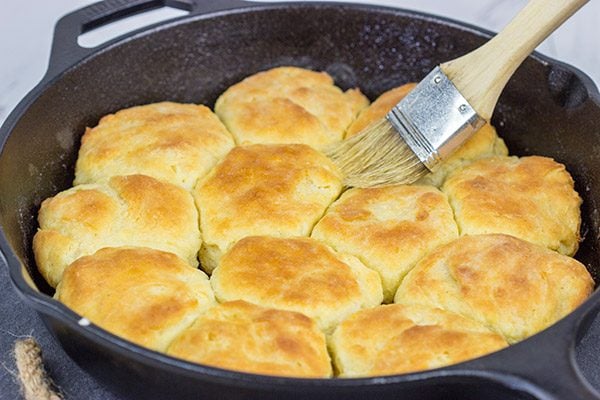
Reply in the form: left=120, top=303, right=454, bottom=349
left=440, top=0, right=589, bottom=120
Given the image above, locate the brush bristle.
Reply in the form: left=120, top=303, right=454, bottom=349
left=327, top=118, right=429, bottom=187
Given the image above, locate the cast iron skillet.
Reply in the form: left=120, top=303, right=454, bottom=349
left=1, top=1, right=600, bottom=399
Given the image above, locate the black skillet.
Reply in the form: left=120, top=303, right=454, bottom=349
left=1, top=1, right=599, bottom=399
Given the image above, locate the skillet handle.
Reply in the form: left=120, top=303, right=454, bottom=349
left=460, top=301, right=600, bottom=400
left=45, top=0, right=255, bottom=79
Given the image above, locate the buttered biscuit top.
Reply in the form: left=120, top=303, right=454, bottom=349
left=55, top=247, right=215, bottom=352
left=215, top=66, right=369, bottom=150
left=443, top=156, right=582, bottom=255
left=312, top=184, right=458, bottom=302
left=330, top=303, right=507, bottom=377
left=194, top=143, right=343, bottom=273
left=210, top=236, right=383, bottom=333
left=167, top=300, right=332, bottom=378
left=75, top=102, right=235, bottom=191
left=33, top=174, right=200, bottom=287
left=395, top=234, right=593, bottom=343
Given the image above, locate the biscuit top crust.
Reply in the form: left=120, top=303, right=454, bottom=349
left=395, top=234, right=594, bottom=343
left=167, top=300, right=332, bottom=377
left=416, top=123, right=508, bottom=187
left=215, top=66, right=368, bottom=149
left=211, top=236, right=383, bottom=333
left=75, top=102, right=234, bottom=191
left=34, top=174, right=200, bottom=287
left=443, top=156, right=581, bottom=255
left=312, top=184, right=458, bottom=302
left=194, top=144, right=342, bottom=271
left=330, top=303, right=507, bottom=377
left=55, top=247, right=215, bottom=351
left=346, top=83, right=416, bottom=138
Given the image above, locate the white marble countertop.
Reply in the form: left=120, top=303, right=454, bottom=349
left=0, top=0, right=599, bottom=127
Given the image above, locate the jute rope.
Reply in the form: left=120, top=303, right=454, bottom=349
left=13, top=338, right=62, bottom=400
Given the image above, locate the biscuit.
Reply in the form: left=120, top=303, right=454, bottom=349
left=345, top=84, right=508, bottom=187
left=330, top=303, right=507, bottom=377
left=215, top=66, right=369, bottom=150
left=442, top=156, right=581, bottom=255
left=194, top=144, right=343, bottom=273
left=75, top=102, right=234, bottom=191
left=345, top=83, right=416, bottom=138
left=167, top=300, right=332, bottom=377
left=312, top=185, right=458, bottom=302
left=211, top=236, right=383, bottom=333
left=33, top=174, right=200, bottom=287
left=395, top=234, right=594, bottom=343
left=417, top=123, right=509, bottom=187
left=55, top=247, right=215, bottom=351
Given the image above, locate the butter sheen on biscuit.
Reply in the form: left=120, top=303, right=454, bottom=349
left=167, top=300, right=332, bottom=377
left=75, top=102, right=234, bottom=191
left=211, top=236, right=383, bottom=333
left=312, top=185, right=458, bottom=302
left=56, top=247, right=215, bottom=352
left=194, top=144, right=343, bottom=273
left=330, top=303, right=507, bottom=377
left=34, top=174, right=200, bottom=287
left=443, top=155, right=581, bottom=255
left=215, top=66, right=369, bottom=149
left=395, top=234, right=594, bottom=343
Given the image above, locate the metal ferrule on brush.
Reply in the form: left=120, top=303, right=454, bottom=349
left=386, top=66, right=486, bottom=172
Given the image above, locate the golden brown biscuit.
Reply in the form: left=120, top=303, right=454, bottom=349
left=167, top=300, right=332, bottom=377
left=34, top=174, right=200, bottom=287
left=215, top=66, right=369, bottom=150
left=345, top=84, right=508, bottom=187
left=395, top=234, right=594, bottom=343
left=75, top=102, right=234, bottom=191
left=442, top=156, right=581, bottom=255
left=345, top=83, right=416, bottom=138
left=311, top=185, right=458, bottom=302
left=418, top=123, right=509, bottom=187
left=55, top=247, right=215, bottom=351
left=194, top=144, right=343, bottom=273
left=330, top=303, right=507, bottom=377
left=211, top=236, right=383, bottom=333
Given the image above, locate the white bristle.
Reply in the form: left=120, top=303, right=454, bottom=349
left=327, top=118, right=429, bottom=188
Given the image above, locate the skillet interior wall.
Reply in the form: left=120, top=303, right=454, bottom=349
left=0, top=4, right=598, bottom=295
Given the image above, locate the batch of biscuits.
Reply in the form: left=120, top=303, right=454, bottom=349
left=34, top=66, right=594, bottom=378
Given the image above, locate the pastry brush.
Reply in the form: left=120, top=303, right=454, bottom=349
left=328, top=0, right=589, bottom=187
